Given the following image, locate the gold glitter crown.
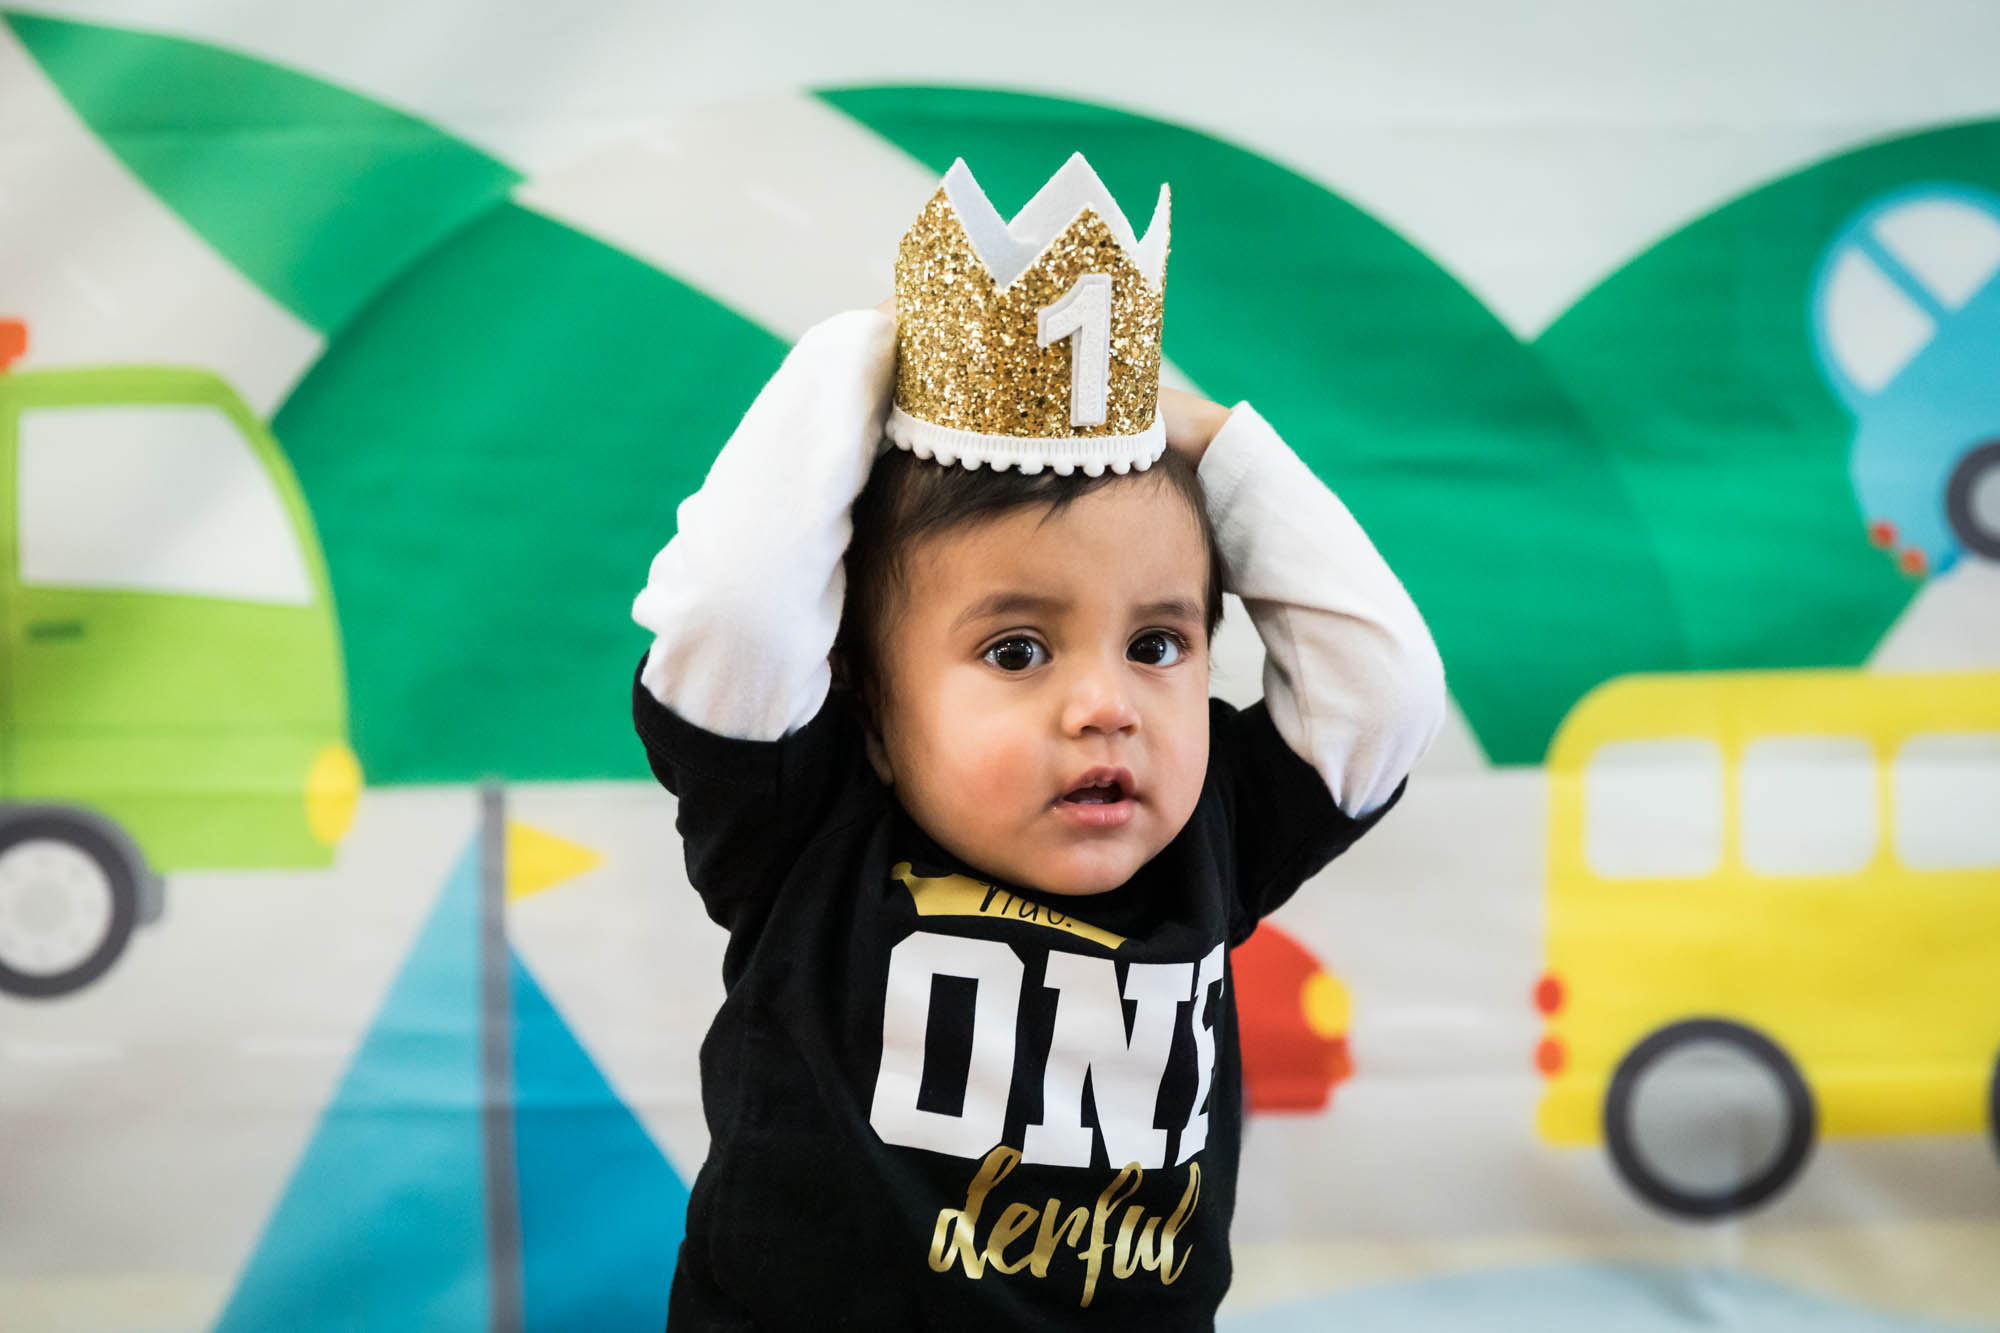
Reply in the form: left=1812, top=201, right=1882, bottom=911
left=887, top=152, right=1169, bottom=476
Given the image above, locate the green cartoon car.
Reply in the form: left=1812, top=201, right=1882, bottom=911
left=0, top=320, right=360, bottom=998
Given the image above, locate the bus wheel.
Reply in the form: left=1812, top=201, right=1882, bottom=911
left=0, top=812, right=141, bottom=999
left=1946, top=438, right=2000, bottom=560
left=1603, top=1018, right=1815, bottom=1220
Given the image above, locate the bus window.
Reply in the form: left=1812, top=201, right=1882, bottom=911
left=18, top=403, right=313, bottom=606
left=1585, top=739, right=1724, bottom=879
left=1893, top=732, right=2000, bottom=869
left=1740, top=736, right=1877, bottom=876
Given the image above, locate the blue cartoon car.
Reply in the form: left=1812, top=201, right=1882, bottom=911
left=1811, top=184, right=2000, bottom=577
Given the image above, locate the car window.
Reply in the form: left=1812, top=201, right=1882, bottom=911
left=1893, top=732, right=2000, bottom=870
left=1584, top=738, right=1724, bottom=879
left=1739, top=735, right=1877, bottom=875
left=18, top=403, right=313, bottom=605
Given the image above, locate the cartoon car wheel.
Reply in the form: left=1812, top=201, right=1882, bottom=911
left=1945, top=438, right=2000, bottom=560
left=1603, top=1018, right=1816, bottom=1220
left=1989, top=1049, right=2000, bottom=1166
left=0, top=812, right=142, bottom=998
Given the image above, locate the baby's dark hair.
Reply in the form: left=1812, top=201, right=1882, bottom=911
left=830, top=444, right=1228, bottom=733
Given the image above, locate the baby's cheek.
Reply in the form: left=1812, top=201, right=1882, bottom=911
left=956, top=727, right=1043, bottom=811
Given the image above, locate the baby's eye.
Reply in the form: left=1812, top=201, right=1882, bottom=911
left=1130, top=631, right=1187, bottom=667
left=983, top=636, right=1049, bottom=672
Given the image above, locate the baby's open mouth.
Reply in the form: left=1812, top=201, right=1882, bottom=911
left=1054, top=767, right=1138, bottom=826
left=1060, top=775, right=1129, bottom=804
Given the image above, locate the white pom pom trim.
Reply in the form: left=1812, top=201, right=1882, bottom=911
left=885, top=405, right=1166, bottom=477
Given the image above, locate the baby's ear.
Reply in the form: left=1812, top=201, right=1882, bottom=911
left=855, top=683, right=895, bottom=786
left=863, top=727, right=895, bottom=787
left=830, top=650, right=894, bottom=785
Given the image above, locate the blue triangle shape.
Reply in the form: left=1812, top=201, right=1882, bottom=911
left=213, top=831, right=491, bottom=1333
left=511, top=947, right=688, bottom=1332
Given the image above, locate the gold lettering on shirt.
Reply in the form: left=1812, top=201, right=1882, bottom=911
left=891, top=863, right=1127, bottom=950
left=928, top=1145, right=1201, bottom=1307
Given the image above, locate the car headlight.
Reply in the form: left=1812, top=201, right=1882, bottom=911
left=306, top=742, right=363, bottom=845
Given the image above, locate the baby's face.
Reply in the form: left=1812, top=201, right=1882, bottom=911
left=869, top=475, right=1211, bottom=896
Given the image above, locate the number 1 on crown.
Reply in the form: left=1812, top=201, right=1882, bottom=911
left=1037, top=273, right=1113, bottom=427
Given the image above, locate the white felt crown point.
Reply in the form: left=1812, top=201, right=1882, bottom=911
left=941, top=151, right=1170, bottom=291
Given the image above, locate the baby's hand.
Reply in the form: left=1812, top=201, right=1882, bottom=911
left=874, top=294, right=895, bottom=318
left=1159, top=383, right=1230, bottom=468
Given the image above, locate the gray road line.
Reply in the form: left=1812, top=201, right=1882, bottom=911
left=481, top=780, right=523, bottom=1333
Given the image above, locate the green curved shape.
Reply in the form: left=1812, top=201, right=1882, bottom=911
left=821, top=86, right=1686, bottom=762
left=272, top=205, right=782, bottom=783
left=1535, top=122, right=2000, bottom=672
left=5, top=10, right=517, bottom=335
left=14, top=15, right=1966, bottom=779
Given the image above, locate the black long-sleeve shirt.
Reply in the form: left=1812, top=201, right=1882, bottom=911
left=628, top=306, right=1443, bottom=1328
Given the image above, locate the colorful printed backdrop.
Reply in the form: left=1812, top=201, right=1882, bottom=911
left=3, top=2, right=1998, bottom=1328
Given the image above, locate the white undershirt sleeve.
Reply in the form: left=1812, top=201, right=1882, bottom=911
left=1197, top=402, right=1448, bottom=816
left=631, top=307, right=897, bottom=740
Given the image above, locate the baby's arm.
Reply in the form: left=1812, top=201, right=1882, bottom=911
left=632, top=306, right=897, bottom=737
left=1194, top=400, right=1447, bottom=816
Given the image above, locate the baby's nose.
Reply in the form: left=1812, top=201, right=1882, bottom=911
left=1063, top=661, right=1140, bottom=733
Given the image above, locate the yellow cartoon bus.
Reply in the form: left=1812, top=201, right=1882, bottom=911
left=1533, top=668, right=2000, bottom=1218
